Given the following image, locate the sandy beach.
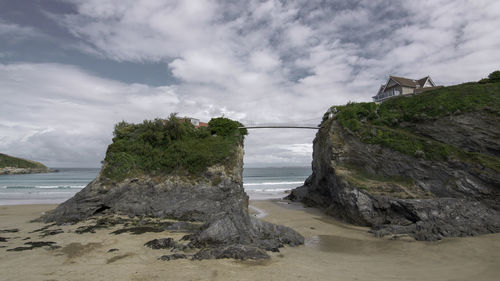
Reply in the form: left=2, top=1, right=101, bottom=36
left=1, top=200, right=499, bottom=281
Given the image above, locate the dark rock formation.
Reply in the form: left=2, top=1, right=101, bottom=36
left=74, top=217, right=130, bottom=234
left=7, top=241, right=60, bottom=251
left=40, top=229, right=63, bottom=237
left=159, top=253, right=188, bottom=261
left=190, top=211, right=303, bottom=252
left=165, top=221, right=200, bottom=232
left=111, top=226, right=165, bottom=235
left=288, top=117, right=500, bottom=241
left=413, top=112, right=500, bottom=158
left=192, top=245, right=270, bottom=260
left=0, top=229, right=19, bottom=233
left=29, top=224, right=54, bottom=234
left=42, top=145, right=303, bottom=259
left=144, top=238, right=176, bottom=249
left=144, top=238, right=187, bottom=251
left=43, top=148, right=248, bottom=224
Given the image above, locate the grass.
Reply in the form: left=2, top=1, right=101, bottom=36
left=101, top=115, right=247, bottom=182
left=0, top=153, right=47, bottom=169
left=325, top=79, right=500, bottom=172
left=335, top=164, right=433, bottom=199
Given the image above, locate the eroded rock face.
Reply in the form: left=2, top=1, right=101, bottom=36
left=288, top=118, right=500, bottom=241
left=43, top=146, right=304, bottom=259
left=43, top=147, right=247, bottom=224
left=413, top=112, right=500, bottom=158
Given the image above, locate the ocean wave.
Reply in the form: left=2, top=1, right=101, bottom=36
left=243, top=181, right=303, bottom=186
left=3, top=185, right=85, bottom=189
left=245, top=188, right=291, bottom=193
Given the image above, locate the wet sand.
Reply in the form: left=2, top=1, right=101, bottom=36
left=0, top=201, right=499, bottom=281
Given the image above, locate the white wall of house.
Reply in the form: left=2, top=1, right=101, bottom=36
left=190, top=119, right=200, bottom=126
left=383, top=85, right=402, bottom=96
left=402, top=86, right=414, bottom=95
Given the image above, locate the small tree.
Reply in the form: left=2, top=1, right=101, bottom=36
left=208, top=117, right=247, bottom=138
left=165, top=113, right=185, bottom=140
left=113, top=121, right=134, bottom=139
left=488, top=70, right=500, bottom=82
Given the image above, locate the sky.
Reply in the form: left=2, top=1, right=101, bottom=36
left=1, top=0, right=499, bottom=168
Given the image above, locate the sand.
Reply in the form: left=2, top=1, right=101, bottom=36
left=0, top=200, right=499, bottom=281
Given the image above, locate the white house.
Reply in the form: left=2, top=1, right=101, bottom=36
left=373, top=75, right=437, bottom=102
left=178, top=117, right=208, bottom=128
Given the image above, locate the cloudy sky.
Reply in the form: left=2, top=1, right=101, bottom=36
left=1, top=0, right=499, bottom=168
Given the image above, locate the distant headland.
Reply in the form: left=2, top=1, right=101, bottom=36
left=0, top=153, right=56, bottom=175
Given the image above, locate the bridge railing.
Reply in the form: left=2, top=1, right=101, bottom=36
left=238, top=124, right=320, bottom=129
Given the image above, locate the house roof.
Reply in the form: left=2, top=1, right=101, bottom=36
left=417, top=77, right=428, bottom=86
left=388, top=75, right=432, bottom=88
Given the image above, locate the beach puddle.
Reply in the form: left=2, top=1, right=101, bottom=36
left=248, top=205, right=268, bottom=219
left=313, top=217, right=369, bottom=231
left=233, top=258, right=273, bottom=266
left=306, top=235, right=398, bottom=255
left=61, top=242, right=102, bottom=259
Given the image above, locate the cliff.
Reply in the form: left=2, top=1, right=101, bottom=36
left=42, top=115, right=303, bottom=259
left=0, top=153, right=56, bottom=175
left=288, top=78, right=500, bottom=241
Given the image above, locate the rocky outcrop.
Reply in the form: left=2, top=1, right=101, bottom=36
left=288, top=116, right=500, bottom=241
left=43, top=145, right=303, bottom=259
left=0, top=153, right=56, bottom=175
left=42, top=148, right=248, bottom=224
left=0, top=167, right=57, bottom=175
left=411, top=112, right=500, bottom=158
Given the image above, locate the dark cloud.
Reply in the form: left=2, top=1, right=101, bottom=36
left=0, top=0, right=77, bottom=39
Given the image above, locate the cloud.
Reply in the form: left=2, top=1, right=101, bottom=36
left=2, top=0, right=500, bottom=167
left=59, top=0, right=500, bottom=98
left=0, top=62, right=316, bottom=167
left=0, top=21, right=41, bottom=41
left=0, top=63, right=182, bottom=167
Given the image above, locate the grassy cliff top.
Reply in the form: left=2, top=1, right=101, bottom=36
left=0, top=153, right=48, bottom=169
left=102, top=115, right=248, bottom=182
left=324, top=71, right=500, bottom=172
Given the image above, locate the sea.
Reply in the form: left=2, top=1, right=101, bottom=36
left=0, top=167, right=310, bottom=205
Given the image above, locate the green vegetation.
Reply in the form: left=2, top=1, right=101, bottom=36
left=0, top=153, right=47, bottom=169
left=335, top=164, right=433, bottom=199
left=325, top=71, right=500, bottom=172
left=479, top=70, right=500, bottom=84
left=102, top=114, right=247, bottom=181
left=209, top=117, right=248, bottom=137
